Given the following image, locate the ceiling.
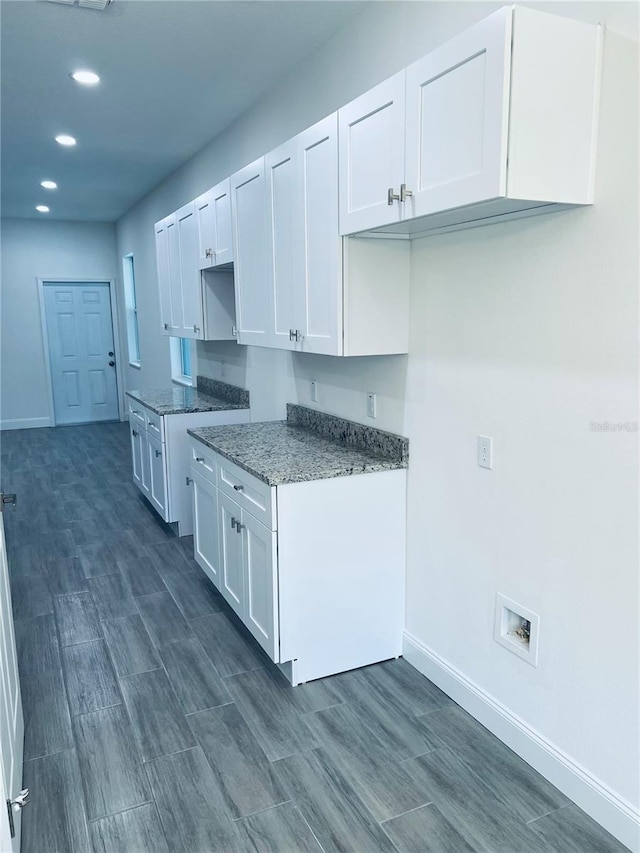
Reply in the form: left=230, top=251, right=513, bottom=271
left=0, top=0, right=366, bottom=222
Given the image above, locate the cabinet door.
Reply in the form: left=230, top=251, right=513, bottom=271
left=404, top=7, right=511, bottom=217
left=139, top=429, right=151, bottom=499
left=212, top=179, right=233, bottom=267
left=147, top=433, right=168, bottom=519
left=242, top=512, right=279, bottom=661
left=155, top=218, right=173, bottom=335
left=176, top=201, right=204, bottom=339
left=265, top=139, right=300, bottom=351
left=218, top=491, right=244, bottom=618
left=166, top=214, right=183, bottom=335
left=195, top=189, right=217, bottom=271
left=130, top=423, right=144, bottom=491
left=230, top=158, right=272, bottom=347
left=191, top=469, right=221, bottom=589
left=298, top=114, right=342, bottom=356
left=338, top=71, right=406, bottom=235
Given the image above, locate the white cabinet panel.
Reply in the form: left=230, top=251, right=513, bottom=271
left=155, top=217, right=173, bottom=335
left=176, top=202, right=202, bottom=338
left=147, top=432, right=167, bottom=517
left=192, top=468, right=221, bottom=589
left=338, top=72, right=406, bottom=235
left=405, top=6, right=510, bottom=217
left=166, top=215, right=183, bottom=335
left=230, top=158, right=271, bottom=347
left=219, top=491, right=244, bottom=618
left=130, top=422, right=144, bottom=492
left=265, top=140, right=299, bottom=351
left=196, top=179, right=234, bottom=270
left=243, top=512, right=278, bottom=660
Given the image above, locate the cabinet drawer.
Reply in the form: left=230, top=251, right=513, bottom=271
left=127, top=399, right=146, bottom=428
left=217, top=456, right=275, bottom=530
left=190, top=440, right=217, bottom=485
left=145, top=409, right=165, bottom=442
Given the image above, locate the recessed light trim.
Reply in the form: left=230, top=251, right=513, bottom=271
left=36, top=205, right=50, bottom=213
left=41, top=180, right=58, bottom=190
left=55, top=134, right=76, bottom=146
left=71, top=69, right=100, bottom=86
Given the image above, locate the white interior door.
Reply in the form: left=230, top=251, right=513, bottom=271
left=0, top=514, right=25, bottom=853
left=43, top=282, right=119, bottom=425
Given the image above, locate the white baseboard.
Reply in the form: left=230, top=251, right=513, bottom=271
left=0, top=417, right=52, bottom=431
left=403, top=631, right=640, bottom=853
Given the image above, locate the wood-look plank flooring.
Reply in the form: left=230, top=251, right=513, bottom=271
left=1, top=422, right=627, bottom=852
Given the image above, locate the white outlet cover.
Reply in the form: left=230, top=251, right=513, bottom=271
left=367, top=392, right=377, bottom=418
left=310, top=380, right=318, bottom=402
left=477, top=435, right=493, bottom=469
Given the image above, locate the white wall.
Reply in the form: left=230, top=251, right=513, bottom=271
left=115, top=2, right=639, bottom=847
left=0, top=218, right=118, bottom=429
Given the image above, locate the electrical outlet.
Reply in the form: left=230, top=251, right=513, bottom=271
left=220, top=359, right=226, bottom=378
left=477, top=435, right=492, bottom=469
left=367, top=392, right=377, bottom=419
left=310, top=380, right=318, bottom=403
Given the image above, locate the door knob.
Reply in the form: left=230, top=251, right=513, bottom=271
left=108, top=351, right=114, bottom=356
left=109, top=361, right=115, bottom=366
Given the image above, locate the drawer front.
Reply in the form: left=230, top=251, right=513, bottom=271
left=190, top=440, right=217, bottom=485
left=217, top=456, right=275, bottom=530
left=127, top=398, right=146, bottom=428
left=145, top=409, right=165, bottom=442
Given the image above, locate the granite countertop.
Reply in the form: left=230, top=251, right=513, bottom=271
left=126, top=387, right=248, bottom=417
left=188, top=405, right=408, bottom=486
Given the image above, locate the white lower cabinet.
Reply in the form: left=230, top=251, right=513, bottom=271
left=127, top=395, right=249, bottom=536
left=190, top=439, right=406, bottom=684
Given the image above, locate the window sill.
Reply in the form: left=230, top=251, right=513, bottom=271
left=172, top=375, right=193, bottom=388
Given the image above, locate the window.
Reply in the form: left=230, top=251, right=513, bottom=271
left=122, top=254, right=140, bottom=367
left=170, top=337, right=193, bottom=386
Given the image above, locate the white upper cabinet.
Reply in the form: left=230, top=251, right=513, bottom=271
left=338, top=72, right=406, bottom=235
left=155, top=216, right=175, bottom=335
left=339, top=5, right=602, bottom=236
left=195, top=178, right=234, bottom=270
left=154, top=200, right=237, bottom=342
left=265, top=114, right=341, bottom=355
left=404, top=6, right=511, bottom=219
left=230, top=158, right=272, bottom=348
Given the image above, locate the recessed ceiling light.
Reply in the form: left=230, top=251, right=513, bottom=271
left=55, top=134, right=76, bottom=146
left=36, top=205, right=50, bottom=213
left=41, top=180, right=58, bottom=190
left=71, top=70, right=100, bottom=85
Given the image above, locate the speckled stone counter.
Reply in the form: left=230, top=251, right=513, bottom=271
left=127, top=382, right=249, bottom=416
left=188, top=405, right=408, bottom=486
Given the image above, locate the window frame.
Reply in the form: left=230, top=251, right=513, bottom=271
left=122, top=254, right=141, bottom=368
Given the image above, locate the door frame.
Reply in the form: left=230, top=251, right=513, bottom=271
left=38, top=278, right=125, bottom=426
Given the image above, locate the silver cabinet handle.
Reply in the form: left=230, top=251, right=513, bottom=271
left=235, top=522, right=245, bottom=534
left=193, top=325, right=200, bottom=334
left=132, top=429, right=138, bottom=437
left=205, top=248, right=214, bottom=259
left=233, top=484, right=244, bottom=492
left=232, top=326, right=237, bottom=337
left=400, top=183, right=413, bottom=202
left=163, top=323, right=169, bottom=330
left=155, top=449, right=161, bottom=458
left=387, top=187, right=400, bottom=205
left=230, top=516, right=237, bottom=529
left=186, top=476, right=193, bottom=485
left=195, top=457, right=205, bottom=463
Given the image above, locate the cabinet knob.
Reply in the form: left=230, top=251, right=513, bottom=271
left=230, top=516, right=237, bottom=529
left=400, top=184, right=413, bottom=202
left=233, top=484, right=244, bottom=492
left=155, top=449, right=162, bottom=458
left=205, top=248, right=214, bottom=259
left=232, top=326, right=238, bottom=337
left=235, top=522, right=245, bottom=534
left=163, top=323, right=169, bottom=330
left=186, top=476, right=193, bottom=486
left=195, top=457, right=205, bottom=463
left=132, top=429, right=138, bottom=437
left=387, top=187, right=400, bottom=205
left=193, top=325, right=200, bottom=334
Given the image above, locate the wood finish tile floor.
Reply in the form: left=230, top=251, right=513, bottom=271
left=1, top=423, right=627, bottom=853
